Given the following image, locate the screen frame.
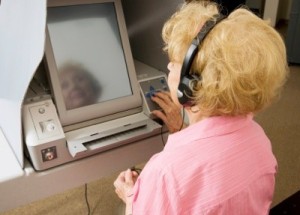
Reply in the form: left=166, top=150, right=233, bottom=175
left=45, top=0, right=142, bottom=127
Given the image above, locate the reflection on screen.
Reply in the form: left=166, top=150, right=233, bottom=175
left=47, top=3, right=132, bottom=110
left=59, top=63, right=101, bottom=110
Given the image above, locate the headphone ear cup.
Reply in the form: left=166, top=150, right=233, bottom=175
left=177, top=42, right=199, bottom=106
left=177, top=76, right=195, bottom=106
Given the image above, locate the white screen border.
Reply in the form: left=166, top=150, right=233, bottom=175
left=45, top=0, right=142, bottom=127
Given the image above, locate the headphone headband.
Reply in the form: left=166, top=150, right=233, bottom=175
left=178, top=14, right=226, bottom=106
left=180, top=14, right=226, bottom=79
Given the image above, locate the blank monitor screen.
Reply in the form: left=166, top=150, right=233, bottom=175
left=45, top=0, right=142, bottom=127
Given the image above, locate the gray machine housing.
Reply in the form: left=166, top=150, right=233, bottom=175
left=22, top=60, right=168, bottom=171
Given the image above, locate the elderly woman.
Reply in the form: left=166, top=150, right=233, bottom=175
left=114, top=1, right=288, bottom=214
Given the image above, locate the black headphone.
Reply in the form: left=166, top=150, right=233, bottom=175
left=177, top=14, right=226, bottom=106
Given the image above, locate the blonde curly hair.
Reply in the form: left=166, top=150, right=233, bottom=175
left=162, top=1, right=289, bottom=116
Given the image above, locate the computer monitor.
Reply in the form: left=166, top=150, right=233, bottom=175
left=45, top=0, right=142, bottom=128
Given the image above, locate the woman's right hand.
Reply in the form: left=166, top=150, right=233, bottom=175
left=151, top=91, right=185, bottom=133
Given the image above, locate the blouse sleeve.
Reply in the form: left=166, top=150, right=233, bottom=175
left=132, top=169, right=181, bottom=215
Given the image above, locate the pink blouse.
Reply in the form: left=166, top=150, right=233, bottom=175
left=132, top=114, right=277, bottom=214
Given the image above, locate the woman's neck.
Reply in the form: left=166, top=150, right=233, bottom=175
left=185, top=106, right=206, bottom=124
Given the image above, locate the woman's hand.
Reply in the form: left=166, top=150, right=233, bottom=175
left=151, top=91, right=185, bottom=133
left=114, top=169, right=139, bottom=204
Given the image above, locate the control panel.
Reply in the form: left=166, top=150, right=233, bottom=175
left=139, top=77, right=169, bottom=114
left=135, top=60, right=169, bottom=118
left=28, top=102, right=62, bottom=140
left=23, top=98, right=65, bottom=169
